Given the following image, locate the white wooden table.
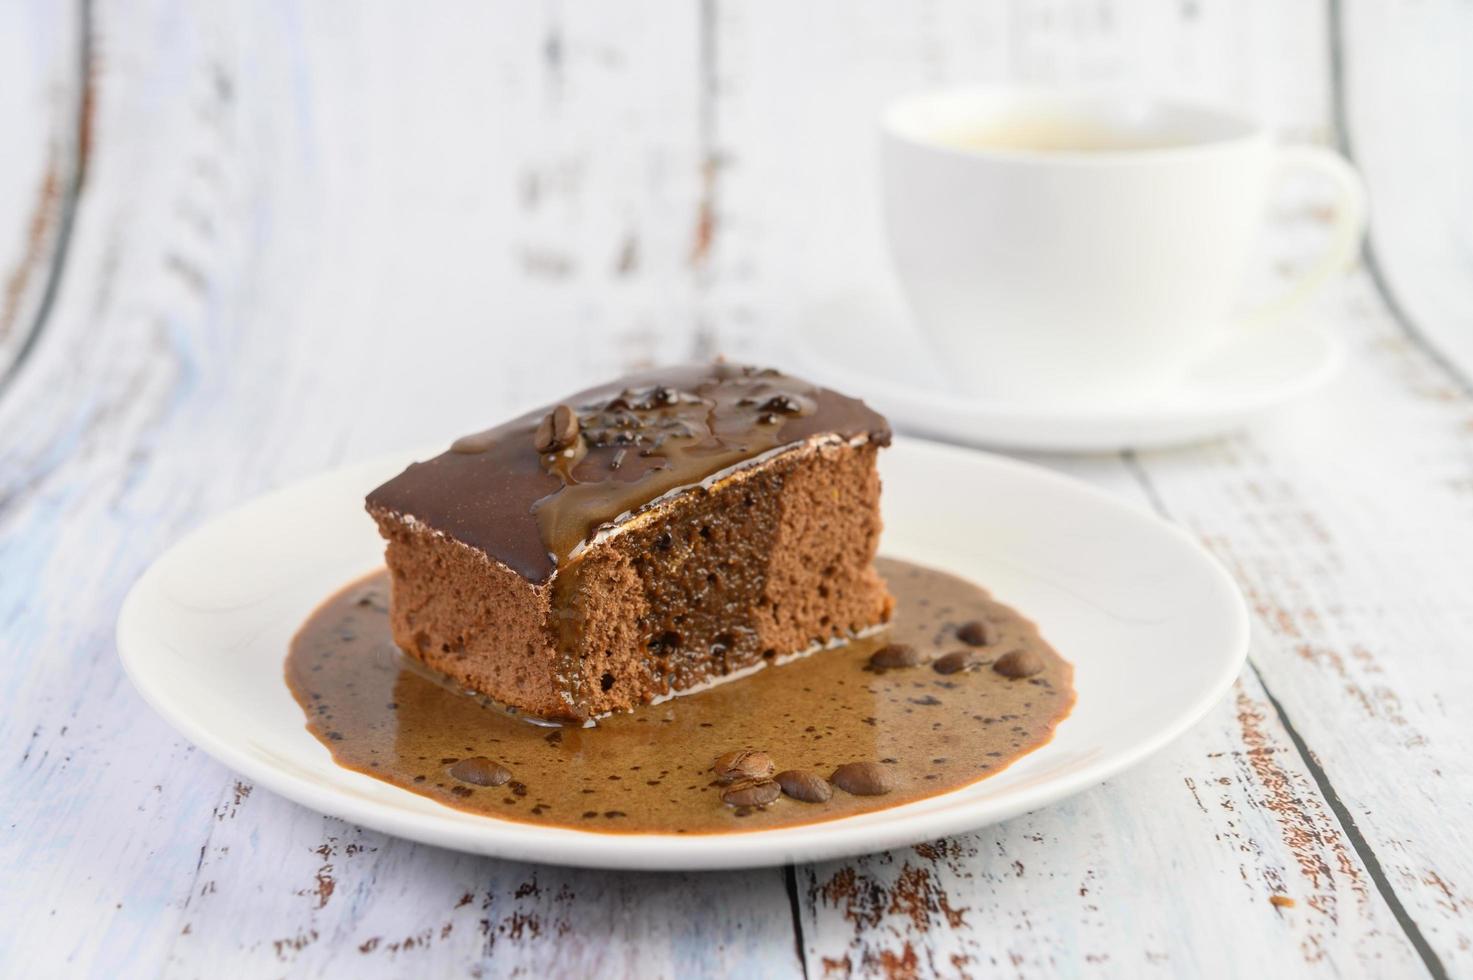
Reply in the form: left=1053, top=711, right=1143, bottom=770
left=3, top=2, right=1470, bottom=977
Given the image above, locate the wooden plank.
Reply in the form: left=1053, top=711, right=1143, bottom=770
left=785, top=262, right=1473, bottom=975
left=1337, top=0, right=1473, bottom=381
left=162, top=788, right=798, bottom=977
left=708, top=1, right=1463, bottom=975
left=796, top=669, right=1422, bottom=977
left=764, top=447, right=1424, bottom=978
left=0, top=3, right=798, bottom=977
left=1130, top=270, right=1473, bottom=974
left=0, top=0, right=86, bottom=385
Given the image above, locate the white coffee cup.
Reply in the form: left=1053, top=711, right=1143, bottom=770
left=881, top=89, right=1367, bottom=407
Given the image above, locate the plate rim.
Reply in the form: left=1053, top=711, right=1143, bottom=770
left=117, top=436, right=1249, bottom=870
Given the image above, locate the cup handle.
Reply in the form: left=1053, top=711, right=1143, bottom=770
left=1239, top=145, right=1368, bottom=326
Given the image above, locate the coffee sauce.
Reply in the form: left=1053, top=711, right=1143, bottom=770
left=286, top=558, right=1074, bottom=834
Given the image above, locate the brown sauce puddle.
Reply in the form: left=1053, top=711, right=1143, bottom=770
left=286, top=558, right=1074, bottom=834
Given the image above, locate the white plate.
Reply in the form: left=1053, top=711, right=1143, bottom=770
left=118, top=437, right=1247, bottom=870
left=792, top=294, right=1343, bottom=452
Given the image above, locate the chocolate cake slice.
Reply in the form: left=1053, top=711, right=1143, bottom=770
left=366, top=363, right=893, bottom=721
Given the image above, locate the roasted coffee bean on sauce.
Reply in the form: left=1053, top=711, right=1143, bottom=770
left=713, top=749, right=776, bottom=784
left=776, top=769, right=833, bottom=803
left=993, top=648, right=1045, bottom=679
left=932, top=650, right=981, bottom=675
left=957, top=619, right=999, bottom=647
left=830, top=762, right=896, bottom=796
left=448, top=757, right=512, bottom=787
left=868, top=643, right=921, bottom=670
left=722, top=780, right=781, bottom=807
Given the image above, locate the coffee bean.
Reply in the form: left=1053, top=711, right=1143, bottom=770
left=713, top=749, right=776, bottom=784
left=830, top=761, right=896, bottom=796
left=535, top=404, right=580, bottom=453
left=932, top=650, right=980, bottom=675
left=760, top=394, right=802, bottom=415
left=993, top=649, right=1044, bottom=679
left=552, top=404, right=579, bottom=445
left=957, top=619, right=999, bottom=646
left=722, top=780, right=781, bottom=807
left=868, top=643, right=921, bottom=670
left=534, top=415, right=557, bottom=452
left=775, top=769, right=833, bottom=803
left=447, top=757, right=511, bottom=787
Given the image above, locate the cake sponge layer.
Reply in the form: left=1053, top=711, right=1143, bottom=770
left=371, top=437, right=892, bottom=720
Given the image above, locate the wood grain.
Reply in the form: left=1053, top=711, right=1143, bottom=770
left=1129, top=272, right=1473, bottom=975
left=0, top=0, right=87, bottom=388
left=1336, top=0, right=1473, bottom=388
left=0, top=3, right=794, bottom=976
left=2, top=1, right=1470, bottom=977
left=711, top=1, right=1470, bottom=975
left=165, top=796, right=799, bottom=977
left=796, top=670, right=1425, bottom=976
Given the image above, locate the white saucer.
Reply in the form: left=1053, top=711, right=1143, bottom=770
left=791, top=295, right=1343, bottom=452
left=117, top=437, right=1247, bottom=870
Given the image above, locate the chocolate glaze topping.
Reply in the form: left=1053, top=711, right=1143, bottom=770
left=366, top=363, right=891, bottom=583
